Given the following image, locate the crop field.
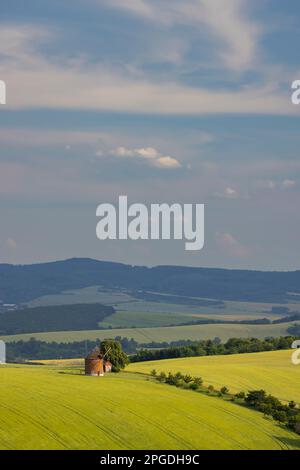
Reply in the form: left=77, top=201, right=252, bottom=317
left=129, top=350, right=300, bottom=404
left=99, top=310, right=201, bottom=328
left=26, top=286, right=135, bottom=308
left=0, top=364, right=299, bottom=450
left=25, top=285, right=290, bottom=329
left=1, top=321, right=297, bottom=344
left=98, top=310, right=278, bottom=329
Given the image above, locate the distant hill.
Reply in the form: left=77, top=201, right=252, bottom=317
left=0, top=303, right=114, bottom=335
left=0, top=257, right=300, bottom=304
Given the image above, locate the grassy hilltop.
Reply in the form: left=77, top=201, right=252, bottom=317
left=129, top=349, right=300, bottom=404
left=0, top=359, right=300, bottom=450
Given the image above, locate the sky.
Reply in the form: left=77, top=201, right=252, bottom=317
left=0, top=0, right=300, bottom=270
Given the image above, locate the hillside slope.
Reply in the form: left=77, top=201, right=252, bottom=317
left=0, top=303, right=114, bottom=335
left=0, top=364, right=298, bottom=450
left=129, top=349, right=300, bottom=404
left=1, top=257, right=300, bottom=304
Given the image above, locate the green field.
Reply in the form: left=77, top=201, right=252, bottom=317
left=98, top=309, right=278, bottom=329
left=129, top=350, right=300, bottom=404
left=1, top=321, right=297, bottom=344
left=0, top=363, right=299, bottom=450
left=25, top=285, right=291, bottom=329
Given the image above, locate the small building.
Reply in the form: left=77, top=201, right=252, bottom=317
left=85, top=347, right=112, bottom=376
left=104, top=360, right=112, bottom=373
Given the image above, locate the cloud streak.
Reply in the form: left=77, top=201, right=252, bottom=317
left=216, top=232, right=249, bottom=258
left=101, top=0, right=261, bottom=71
left=105, top=146, right=182, bottom=168
left=0, top=23, right=296, bottom=115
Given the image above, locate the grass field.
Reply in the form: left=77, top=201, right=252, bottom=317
left=0, top=363, right=299, bottom=450
left=129, top=350, right=300, bottom=404
left=98, top=310, right=279, bottom=329
left=1, top=321, right=297, bottom=344
left=25, top=285, right=293, bottom=329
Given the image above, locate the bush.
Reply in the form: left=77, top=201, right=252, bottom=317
left=245, top=390, right=267, bottom=407
left=189, top=382, right=200, bottom=391
left=157, top=372, right=166, bottom=382
left=295, top=422, right=300, bottom=435
left=273, top=410, right=288, bottom=423
left=193, top=377, right=203, bottom=387
left=183, top=374, right=193, bottom=384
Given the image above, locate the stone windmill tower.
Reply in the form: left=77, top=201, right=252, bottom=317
left=84, top=346, right=112, bottom=376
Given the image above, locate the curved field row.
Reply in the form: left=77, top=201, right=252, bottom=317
left=129, top=349, right=300, bottom=404
left=0, top=321, right=294, bottom=344
left=0, top=364, right=299, bottom=450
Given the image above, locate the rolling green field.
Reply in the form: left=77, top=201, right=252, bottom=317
left=25, top=285, right=291, bottom=329
left=129, top=350, right=300, bottom=404
left=0, top=363, right=299, bottom=450
left=1, top=321, right=297, bottom=344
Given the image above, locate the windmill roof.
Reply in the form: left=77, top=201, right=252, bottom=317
left=86, top=347, right=102, bottom=360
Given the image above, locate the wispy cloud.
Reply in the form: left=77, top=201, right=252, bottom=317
left=216, top=232, right=249, bottom=258
left=103, top=145, right=182, bottom=169
left=100, top=0, right=261, bottom=71
left=0, top=23, right=295, bottom=115
left=282, top=179, right=296, bottom=189
left=215, top=186, right=239, bottom=199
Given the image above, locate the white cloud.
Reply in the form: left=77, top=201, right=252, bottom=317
left=155, top=156, right=181, bottom=169
left=115, top=146, right=160, bottom=160
left=282, top=179, right=296, bottom=189
left=215, top=186, right=239, bottom=199
left=0, top=24, right=296, bottom=115
left=216, top=232, right=249, bottom=258
left=224, top=187, right=239, bottom=198
left=101, top=0, right=261, bottom=71
left=107, top=145, right=181, bottom=169
left=256, top=179, right=296, bottom=191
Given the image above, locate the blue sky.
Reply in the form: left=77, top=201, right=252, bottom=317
left=0, top=0, right=300, bottom=269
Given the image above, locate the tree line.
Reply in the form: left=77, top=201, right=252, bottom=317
left=130, top=336, right=299, bottom=362
left=6, top=336, right=138, bottom=361
left=6, top=335, right=300, bottom=362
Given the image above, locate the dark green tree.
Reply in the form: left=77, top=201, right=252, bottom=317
left=100, top=339, right=128, bottom=372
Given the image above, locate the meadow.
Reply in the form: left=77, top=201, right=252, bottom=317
left=25, top=285, right=290, bottom=329
left=1, top=321, right=297, bottom=344
left=129, top=349, right=300, bottom=404
left=0, top=363, right=299, bottom=450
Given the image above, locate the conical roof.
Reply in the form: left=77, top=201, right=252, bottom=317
left=86, top=347, right=102, bottom=360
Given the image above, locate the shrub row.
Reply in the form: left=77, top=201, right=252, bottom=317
left=150, top=369, right=300, bottom=436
